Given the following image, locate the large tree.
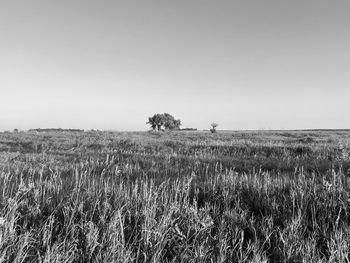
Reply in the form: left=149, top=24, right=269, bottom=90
left=147, top=113, right=181, bottom=131
left=147, top=113, right=164, bottom=131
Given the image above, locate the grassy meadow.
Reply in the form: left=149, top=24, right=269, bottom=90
left=1, top=130, right=350, bottom=262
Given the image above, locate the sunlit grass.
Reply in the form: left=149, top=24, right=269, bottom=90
left=0, top=130, right=350, bottom=262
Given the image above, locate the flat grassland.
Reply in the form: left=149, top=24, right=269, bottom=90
left=1, top=130, right=350, bottom=262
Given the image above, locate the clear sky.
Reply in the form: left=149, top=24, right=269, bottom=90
left=1, top=0, right=349, bottom=131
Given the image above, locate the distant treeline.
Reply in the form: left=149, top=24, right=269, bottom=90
left=28, top=128, right=84, bottom=132
left=181, top=128, right=197, bottom=131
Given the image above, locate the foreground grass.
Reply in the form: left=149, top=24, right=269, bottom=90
left=0, top=130, right=350, bottom=262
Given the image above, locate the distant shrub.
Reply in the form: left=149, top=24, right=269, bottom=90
left=210, top=123, right=218, bottom=133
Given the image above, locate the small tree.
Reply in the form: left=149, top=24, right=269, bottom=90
left=163, top=113, right=181, bottom=130
left=210, top=123, right=218, bottom=133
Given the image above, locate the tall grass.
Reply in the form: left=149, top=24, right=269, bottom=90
left=0, top=130, right=350, bottom=262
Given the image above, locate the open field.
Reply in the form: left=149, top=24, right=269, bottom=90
left=1, top=130, right=350, bottom=262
